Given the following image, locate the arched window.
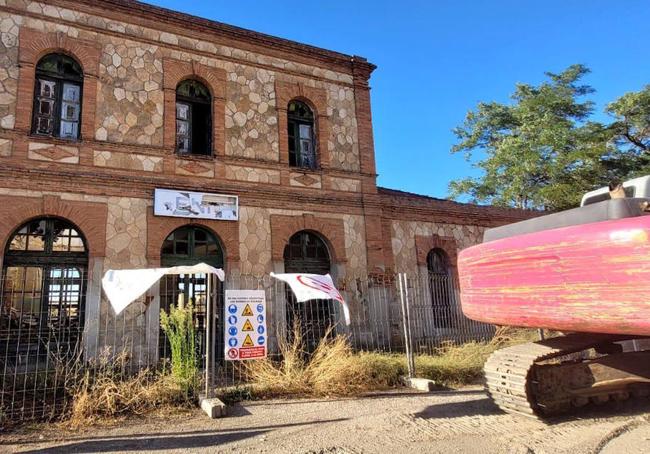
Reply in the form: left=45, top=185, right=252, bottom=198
left=427, top=248, right=451, bottom=276
left=176, top=80, right=212, bottom=156
left=32, top=53, right=83, bottom=139
left=287, top=100, right=316, bottom=169
left=283, top=231, right=332, bottom=351
left=1, top=218, right=88, bottom=369
left=159, top=226, right=223, bottom=360
left=427, top=248, right=453, bottom=327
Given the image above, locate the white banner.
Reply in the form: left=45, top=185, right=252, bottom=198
left=102, top=263, right=225, bottom=315
left=270, top=273, right=350, bottom=325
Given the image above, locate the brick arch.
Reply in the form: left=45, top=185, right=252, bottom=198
left=15, top=28, right=101, bottom=140
left=415, top=234, right=458, bottom=274
left=0, top=195, right=107, bottom=257
left=270, top=214, right=346, bottom=264
left=146, top=210, right=239, bottom=268
left=162, top=58, right=226, bottom=156
left=275, top=80, right=330, bottom=169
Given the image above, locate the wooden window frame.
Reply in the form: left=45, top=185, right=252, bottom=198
left=175, top=80, right=213, bottom=157
left=287, top=101, right=317, bottom=169
left=31, top=54, right=84, bottom=141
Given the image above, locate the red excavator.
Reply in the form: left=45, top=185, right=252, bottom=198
left=458, top=179, right=650, bottom=417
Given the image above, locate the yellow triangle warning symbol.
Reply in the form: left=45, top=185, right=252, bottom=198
left=242, top=334, right=254, bottom=347
left=242, top=319, right=254, bottom=332
left=241, top=304, right=254, bottom=317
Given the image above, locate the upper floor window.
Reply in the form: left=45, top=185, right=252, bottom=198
left=176, top=80, right=212, bottom=156
left=32, top=53, right=83, bottom=140
left=287, top=100, right=316, bottom=169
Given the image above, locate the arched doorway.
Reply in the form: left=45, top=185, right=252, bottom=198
left=283, top=231, right=332, bottom=351
left=1, top=217, right=88, bottom=370
left=426, top=248, right=453, bottom=327
left=159, top=225, right=224, bottom=360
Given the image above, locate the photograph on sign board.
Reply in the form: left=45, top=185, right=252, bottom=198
left=154, top=188, right=238, bottom=221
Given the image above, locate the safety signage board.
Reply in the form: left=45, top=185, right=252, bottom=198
left=224, top=289, right=267, bottom=361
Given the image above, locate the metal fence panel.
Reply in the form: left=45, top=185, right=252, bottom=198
left=0, top=270, right=496, bottom=425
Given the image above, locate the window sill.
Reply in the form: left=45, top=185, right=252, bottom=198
left=175, top=152, right=215, bottom=161
left=29, top=134, right=82, bottom=145
left=289, top=166, right=321, bottom=174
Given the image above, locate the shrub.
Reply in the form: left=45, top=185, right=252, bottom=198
left=159, top=300, right=199, bottom=395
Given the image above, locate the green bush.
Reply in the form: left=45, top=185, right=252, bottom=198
left=159, top=301, right=198, bottom=395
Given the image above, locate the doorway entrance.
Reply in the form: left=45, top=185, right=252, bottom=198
left=283, top=231, right=333, bottom=351
left=159, top=225, right=224, bottom=362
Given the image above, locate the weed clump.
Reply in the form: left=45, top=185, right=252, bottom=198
left=159, top=300, right=199, bottom=395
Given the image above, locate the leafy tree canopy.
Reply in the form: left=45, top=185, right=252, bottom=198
left=449, top=65, right=649, bottom=210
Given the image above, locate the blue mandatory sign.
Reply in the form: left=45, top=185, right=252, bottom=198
left=257, top=325, right=265, bottom=334
left=228, top=326, right=238, bottom=336
left=228, top=304, right=237, bottom=314
left=257, top=314, right=264, bottom=323
left=257, top=336, right=265, bottom=345
left=228, top=337, right=238, bottom=347
left=256, top=304, right=264, bottom=313
left=228, top=315, right=237, bottom=325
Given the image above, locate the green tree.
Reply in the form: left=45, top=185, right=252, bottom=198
left=449, top=64, right=620, bottom=210
left=605, top=85, right=650, bottom=177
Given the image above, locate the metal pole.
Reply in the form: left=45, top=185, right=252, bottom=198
left=205, top=273, right=211, bottom=399
left=403, top=274, right=415, bottom=376
left=398, top=273, right=413, bottom=379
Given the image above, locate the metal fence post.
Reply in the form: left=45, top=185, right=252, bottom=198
left=398, top=273, right=414, bottom=378
left=205, top=273, right=212, bottom=399
left=403, top=273, right=415, bottom=376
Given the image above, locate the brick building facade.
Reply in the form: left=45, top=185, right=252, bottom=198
left=0, top=0, right=532, bottom=359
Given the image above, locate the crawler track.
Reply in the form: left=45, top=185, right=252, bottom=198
left=484, top=333, right=650, bottom=418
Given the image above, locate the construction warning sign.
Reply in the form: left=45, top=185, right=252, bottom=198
left=224, top=289, right=267, bottom=361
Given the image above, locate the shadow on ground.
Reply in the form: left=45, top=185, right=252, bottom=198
left=414, top=397, right=504, bottom=419
left=9, top=418, right=350, bottom=453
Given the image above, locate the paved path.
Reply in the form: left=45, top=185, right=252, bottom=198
left=2, top=389, right=649, bottom=453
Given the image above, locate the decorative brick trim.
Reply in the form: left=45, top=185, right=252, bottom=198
left=15, top=28, right=101, bottom=142
left=162, top=58, right=226, bottom=157
left=352, top=60, right=377, bottom=193
left=415, top=234, right=458, bottom=274
left=146, top=210, right=239, bottom=267
left=270, top=213, right=346, bottom=263
left=0, top=194, right=107, bottom=257
left=275, top=80, right=330, bottom=169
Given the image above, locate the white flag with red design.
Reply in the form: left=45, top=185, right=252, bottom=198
left=270, top=273, right=350, bottom=325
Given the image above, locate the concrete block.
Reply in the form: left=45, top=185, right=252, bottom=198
left=200, top=397, right=227, bottom=418
left=402, top=376, right=437, bottom=392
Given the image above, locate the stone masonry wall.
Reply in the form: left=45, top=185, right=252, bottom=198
left=391, top=220, right=485, bottom=275
left=0, top=12, right=19, bottom=130
left=0, top=2, right=362, bottom=172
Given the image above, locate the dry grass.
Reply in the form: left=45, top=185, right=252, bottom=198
left=242, top=325, right=541, bottom=398
left=243, top=325, right=369, bottom=397
left=64, top=350, right=193, bottom=429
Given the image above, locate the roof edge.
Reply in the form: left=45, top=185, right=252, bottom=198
left=62, top=0, right=376, bottom=77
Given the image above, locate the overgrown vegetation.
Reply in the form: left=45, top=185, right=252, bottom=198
left=58, top=325, right=537, bottom=427
left=64, top=303, right=201, bottom=428
left=159, top=301, right=199, bottom=395
left=66, top=350, right=192, bottom=429
left=241, top=325, right=539, bottom=399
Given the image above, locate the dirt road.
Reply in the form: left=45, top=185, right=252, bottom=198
left=2, top=388, right=649, bottom=453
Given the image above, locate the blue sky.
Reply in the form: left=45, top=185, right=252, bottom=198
left=146, top=0, right=650, bottom=199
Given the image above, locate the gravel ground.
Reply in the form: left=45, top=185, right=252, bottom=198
left=2, top=388, right=649, bottom=454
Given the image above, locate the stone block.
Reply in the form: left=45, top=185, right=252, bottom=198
left=200, top=396, right=227, bottom=419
